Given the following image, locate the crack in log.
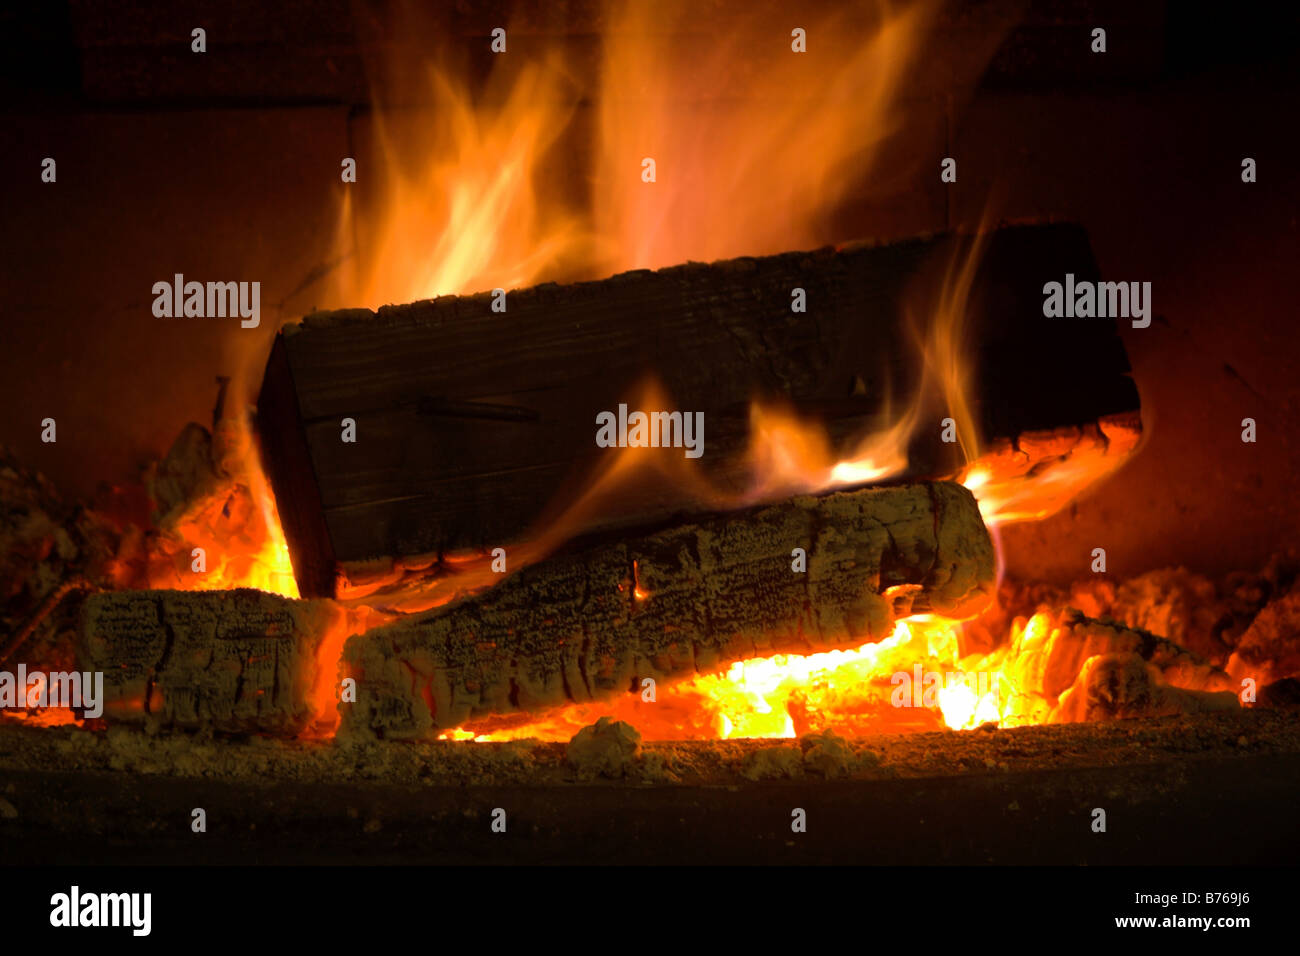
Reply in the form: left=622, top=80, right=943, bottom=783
left=146, top=593, right=176, bottom=718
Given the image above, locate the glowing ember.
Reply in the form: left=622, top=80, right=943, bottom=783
left=958, top=417, right=1142, bottom=527
left=439, top=617, right=1000, bottom=741
left=4, top=708, right=81, bottom=728
left=438, top=601, right=1232, bottom=743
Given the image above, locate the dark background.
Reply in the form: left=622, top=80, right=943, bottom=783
left=1, top=0, right=1297, bottom=584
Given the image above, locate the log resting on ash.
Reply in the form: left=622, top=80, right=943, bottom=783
left=257, top=223, right=1141, bottom=598
left=339, top=480, right=994, bottom=741
left=79, top=589, right=350, bottom=735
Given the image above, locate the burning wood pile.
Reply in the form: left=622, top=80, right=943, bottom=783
left=3, top=223, right=1297, bottom=752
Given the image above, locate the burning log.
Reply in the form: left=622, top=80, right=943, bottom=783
left=79, top=589, right=353, bottom=735
left=256, top=223, right=1140, bottom=597
left=338, top=480, right=994, bottom=741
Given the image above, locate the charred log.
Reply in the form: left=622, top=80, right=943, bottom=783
left=339, top=480, right=995, bottom=740
left=79, top=588, right=349, bottom=735
left=257, top=223, right=1140, bottom=597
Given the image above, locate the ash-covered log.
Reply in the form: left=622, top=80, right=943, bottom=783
left=80, top=589, right=351, bottom=735
left=257, top=223, right=1140, bottom=598
left=339, top=480, right=994, bottom=741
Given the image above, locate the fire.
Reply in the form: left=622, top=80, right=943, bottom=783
left=439, top=615, right=1016, bottom=742
left=315, top=0, right=1137, bottom=742
left=958, top=417, right=1142, bottom=527
left=315, top=0, right=964, bottom=606
left=593, top=0, right=938, bottom=272
left=745, top=398, right=916, bottom=498
left=413, top=223, right=1144, bottom=742
left=441, top=596, right=1229, bottom=743
left=3, top=707, right=80, bottom=728
left=332, top=0, right=944, bottom=300
left=243, top=459, right=300, bottom=599
left=50, top=2, right=1158, bottom=745
left=138, top=414, right=299, bottom=599
left=335, top=56, right=588, bottom=307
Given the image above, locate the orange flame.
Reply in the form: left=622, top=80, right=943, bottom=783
left=337, top=56, right=588, bottom=308
left=333, top=0, right=943, bottom=299
left=959, top=417, right=1142, bottom=527
left=141, top=414, right=299, bottom=598
left=594, top=0, right=939, bottom=272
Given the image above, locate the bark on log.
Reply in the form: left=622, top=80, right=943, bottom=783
left=79, top=589, right=348, bottom=735
left=257, top=223, right=1140, bottom=598
left=339, top=480, right=995, bottom=741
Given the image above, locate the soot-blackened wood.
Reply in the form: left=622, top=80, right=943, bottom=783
left=257, top=334, right=338, bottom=599
left=258, top=223, right=1139, bottom=598
left=339, top=480, right=994, bottom=740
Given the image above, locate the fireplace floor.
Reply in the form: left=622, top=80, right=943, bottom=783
left=3, top=711, right=1297, bottom=864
